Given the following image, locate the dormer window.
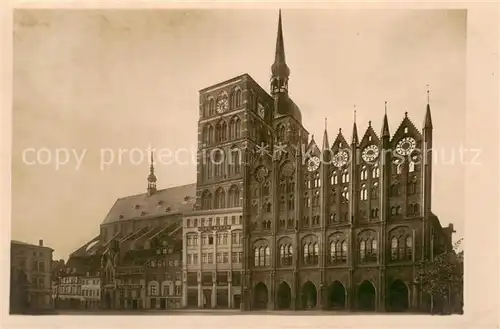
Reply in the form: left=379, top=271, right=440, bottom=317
left=166, top=207, right=171, bottom=212
left=141, top=211, right=146, bottom=216
left=404, top=127, right=409, bottom=134
left=368, top=136, right=372, bottom=142
left=157, top=200, right=163, bottom=205
left=119, top=215, right=124, bottom=219
left=184, top=196, right=191, bottom=202
left=135, top=205, right=140, bottom=209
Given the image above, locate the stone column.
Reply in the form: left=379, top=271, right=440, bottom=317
left=212, top=272, right=217, bottom=308
left=197, top=272, right=202, bottom=308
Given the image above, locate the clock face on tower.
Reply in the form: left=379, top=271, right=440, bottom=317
left=396, top=137, right=417, bottom=156
left=362, top=145, right=380, bottom=162
left=307, top=156, right=320, bottom=172
left=332, top=150, right=348, bottom=167
left=216, top=95, right=228, bottom=113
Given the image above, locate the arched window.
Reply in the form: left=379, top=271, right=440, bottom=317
left=221, top=121, right=227, bottom=141
left=229, top=147, right=241, bottom=175
left=277, top=124, right=286, bottom=141
left=254, top=247, right=259, bottom=266
left=201, top=190, right=212, bottom=210
left=202, top=125, right=209, bottom=145
left=215, top=123, right=222, bottom=142
left=330, top=241, right=336, bottom=263
left=235, top=118, right=241, bottom=138
left=279, top=244, right=293, bottom=265
left=406, top=236, right=413, bottom=260
left=414, top=204, right=420, bottom=215
left=391, top=237, right=398, bottom=260
left=360, top=184, right=368, bottom=201
left=372, top=165, right=380, bottom=178
left=214, top=188, right=226, bottom=209
left=264, top=246, right=270, bottom=266
left=208, top=125, right=214, bottom=144
left=235, top=89, right=242, bottom=108
left=409, top=161, right=415, bottom=172
left=372, top=182, right=379, bottom=199
left=259, top=247, right=265, bottom=266
left=303, top=243, right=309, bottom=263
left=341, top=187, right=349, bottom=203
left=209, top=99, right=215, bottom=116
left=360, top=166, right=367, bottom=180
left=288, top=195, right=294, bottom=210
left=341, top=241, right=348, bottom=261
left=214, top=150, right=224, bottom=177
left=228, top=185, right=240, bottom=208
left=397, top=163, right=403, bottom=174
left=359, top=240, right=366, bottom=261
left=342, top=171, right=350, bottom=183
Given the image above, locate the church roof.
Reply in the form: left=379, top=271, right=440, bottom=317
left=101, top=183, right=196, bottom=225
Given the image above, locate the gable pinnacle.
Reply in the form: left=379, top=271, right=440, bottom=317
left=322, top=117, right=329, bottom=150
left=381, top=102, right=390, bottom=138
left=352, top=106, right=359, bottom=145
left=424, top=85, right=433, bottom=129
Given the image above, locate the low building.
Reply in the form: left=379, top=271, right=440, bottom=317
left=10, top=239, right=54, bottom=313
left=182, top=212, right=244, bottom=309
left=81, top=270, right=101, bottom=309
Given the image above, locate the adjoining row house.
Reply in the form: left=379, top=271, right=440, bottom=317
left=10, top=239, right=54, bottom=313
left=66, top=160, right=194, bottom=311
left=53, top=247, right=101, bottom=309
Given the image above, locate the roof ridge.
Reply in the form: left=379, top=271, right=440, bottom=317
left=115, top=182, right=197, bottom=202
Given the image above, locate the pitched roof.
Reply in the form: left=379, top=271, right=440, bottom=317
left=101, top=183, right=196, bottom=225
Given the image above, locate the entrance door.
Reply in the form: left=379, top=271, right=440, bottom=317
left=150, top=298, right=157, bottom=309
left=387, top=280, right=409, bottom=312
left=160, top=298, right=166, bottom=309
left=301, top=281, right=317, bottom=309
left=203, top=290, right=212, bottom=309
left=253, top=282, right=268, bottom=310
left=328, top=281, right=346, bottom=310
left=277, top=282, right=292, bottom=309
left=357, top=281, right=376, bottom=311
left=233, top=294, right=241, bottom=309
left=132, top=299, right=138, bottom=309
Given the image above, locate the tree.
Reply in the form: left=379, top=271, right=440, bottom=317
left=416, top=238, right=463, bottom=314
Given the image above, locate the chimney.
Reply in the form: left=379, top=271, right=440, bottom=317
left=39, top=239, right=43, bottom=247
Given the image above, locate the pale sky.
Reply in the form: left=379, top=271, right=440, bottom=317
left=12, top=9, right=466, bottom=260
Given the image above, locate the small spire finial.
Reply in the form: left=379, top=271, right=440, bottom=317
left=368, top=120, right=372, bottom=127
left=426, top=84, right=430, bottom=104
left=354, top=105, right=357, bottom=122
left=325, top=117, right=327, bottom=130
left=384, top=101, right=387, bottom=115
left=339, top=128, right=342, bottom=133
left=405, top=111, right=408, bottom=117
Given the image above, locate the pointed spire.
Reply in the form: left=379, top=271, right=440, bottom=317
left=381, top=101, right=390, bottom=138
left=352, top=106, right=359, bottom=144
left=322, top=118, right=329, bottom=150
left=147, top=150, right=157, bottom=195
left=271, top=9, right=290, bottom=95
left=424, top=85, right=433, bottom=129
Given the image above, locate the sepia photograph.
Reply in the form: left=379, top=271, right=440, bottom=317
left=6, top=4, right=493, bottom=323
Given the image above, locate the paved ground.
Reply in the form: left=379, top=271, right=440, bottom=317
left=49, top=309, right=420, bottom=316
